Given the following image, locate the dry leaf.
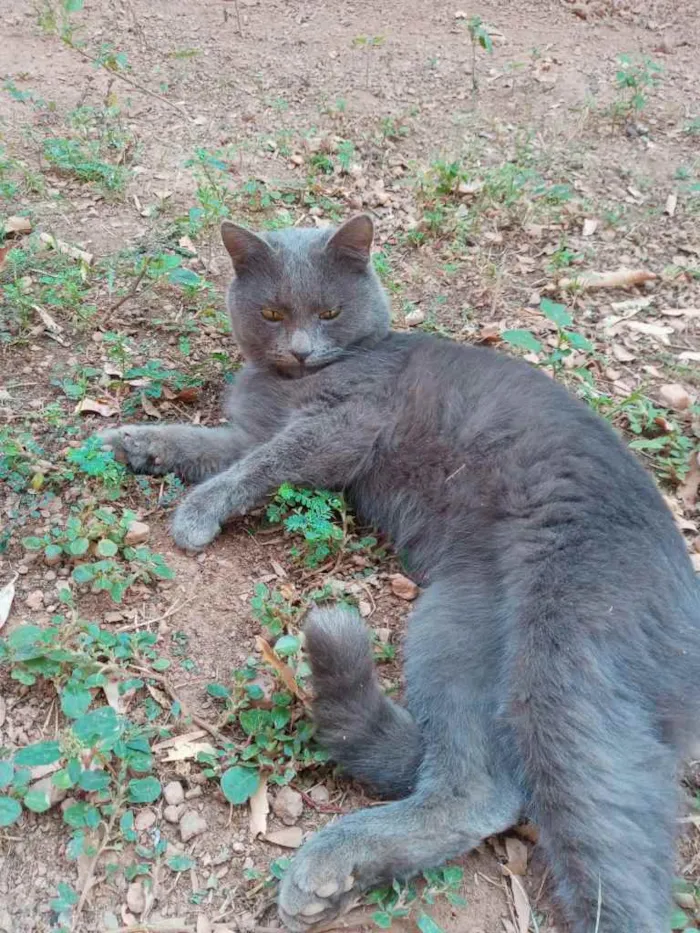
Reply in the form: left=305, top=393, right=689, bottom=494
left=33, top=304, right=67, bottom=345
left=624, top=321, right=674, bottom=339
left=389, top=573, right=419, bottom=601
left=0, top=696, right=6, bottom=729
left=103, top=680, right=124, bottom=713
left=665, top=192, right=678, bottom=217
left=146, top=683, right=170, bottom=707
left=0, top=245, right=9, bottom=271
left=75, top=397, right=120, bottom=418
left=609, top=297, right=653, bottom=315
left=153, top=730, right=207, bottom=751
left=265, top=826, right=303, bottom=848
left=141, top=393, right=161, bottom=419
left=0, top=574, right=18, bottom=629
left=679, top=351, right=700, bottom=362
left=161, top=740, right=217, bottom=763
left=249, top=777, right=269, bottom=839
left=505, top=836, right=528, bottom=875
left=660, top=308, right=700, bottom=318
left=508, top=872, right=532, bottom=933
left=680, top=452, right=700, bottom=510
left=560, top=268, right=657, bottom=290
left=5, top=215, right=32, bottom=235
left=611, top=344, right=636, bottom=363
left=256, top=636, right=308, bottom=703
left=659, top=384, right=691, bottom=411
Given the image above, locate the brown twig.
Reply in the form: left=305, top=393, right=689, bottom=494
left=65, top=40, right=193, bottom=122
left=108, top=257, right=152, bottom=313
left=73, top=794, right=123, bottom=929
left=129, top=666, right=226, bottom=743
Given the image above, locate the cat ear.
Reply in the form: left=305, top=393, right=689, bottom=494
left=221, top=221, right=273, bottom=274
left=325, top=214, right=374, bottom=266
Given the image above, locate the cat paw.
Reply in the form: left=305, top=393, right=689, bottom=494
left=278, top=839, right=361, bottom=931
left=171, top=491, right=222, bottom=551
left=98, top=426, right=169, bottom=475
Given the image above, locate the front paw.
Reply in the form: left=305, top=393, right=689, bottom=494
left=278, top=832, right=363, bottom=931
left=171, top=491, right=222, bottom=551
left=98, top=425, right=168, bottom=475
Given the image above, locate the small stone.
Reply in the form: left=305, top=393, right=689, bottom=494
left=185, top=785, right=203, bottom=800
left=28, top=775, right=66, bottom=810
left=308, top=784, right=330, bottom=805
left=135, top=809, right=156, bottom=832
left=389, top=573, right=419, bottom=601
left=25, top=590, right=44, bottom=611
left=404, top=308, right=425, bottom=327
left=290, top=154, right=304, bottom=166
left=124, top=520, right=150, bottom=546
left=126, top=881, right=146, bottom=914
left=265, top=826, right=303, bottom=848
left=272, top=786, right=303, bottom=826
left=180, top=809, right=208, bottom=842
left=196, top=916, right=212, bottom=933
left=232, top=841, right=246, bottom=854
left=164, top=804, right=185, bottom=824
left=659, top=383, right=691, bottom=411
left=164, top=781, right=185, bottom=806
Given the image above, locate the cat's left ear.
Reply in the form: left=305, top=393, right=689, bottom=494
left=325, top=214, right=374, bottom=266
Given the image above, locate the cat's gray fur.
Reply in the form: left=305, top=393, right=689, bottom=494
left=99, top=215, right=700, bottom=933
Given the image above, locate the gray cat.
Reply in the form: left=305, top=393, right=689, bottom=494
left=100, top=215, right=700, bottom=933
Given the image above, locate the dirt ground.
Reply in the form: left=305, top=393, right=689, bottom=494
left=1, top=0, right=699, bottom=932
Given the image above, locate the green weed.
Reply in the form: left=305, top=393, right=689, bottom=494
left=608, top=54, right=663, bottom=126
left=502, top=298, right=594, bottom=378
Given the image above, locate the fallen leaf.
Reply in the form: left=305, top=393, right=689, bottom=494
left=178, top=235, right=197, bottom=255
left=664, top=192, right=678, bottom=217
left=507, top=872, right=532, bottom=933
left=153, top=730, right=207, bottom=751
left=505, top=836, right=528, bottom=875
left=679, top=351, right=700, bottom=362
left=582, top=218, right=598, bottom=237
left=5, top=215, right=32, bottom=235
left=256, top=636, right=308, bottom=703
left=0, top=574, right=18, bottom=629
left=659, top=383, right=691, bottom=411
left=141, top=392, right=161, bottom=419
left=0, top=245, right=8, bottom=271
left=161, top=741, right=217, bottom=762
left=389, top=573, right=419, bottom=601
left=103, top=680, right=124, bottom=713
left=611, top=344, right=636, bottom=363
left=560, top=268, right=656, bottom=290
left=680, top=452, right=700, bottom=510
left=660, top=308, right=700, bottom=318
left=624, top=321, right=674, bottom=339
left=75, top=397, right=120, bottom=418
left=249, top=777, right=269, bottom=839
left=609, top=297, right=653, bottom=315
left=264, top=826, right=303, bottom=848
left=0, top=696, right=6, bottom=728
left=33, top=304, right=67, bottom=345
left=146, top=683, right=170, bottom=707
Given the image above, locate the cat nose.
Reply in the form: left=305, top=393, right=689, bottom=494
left=291, top=347, right=310, bottom=362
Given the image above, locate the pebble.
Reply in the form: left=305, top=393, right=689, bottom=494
left=124, top=520, right=150, bottom=546
left=163, top=781, right=185, bottom=806
left=126, top=881, right=146, bottom=914
left=135, top=809, right=156, bottom=832
left=180, top=809, right=208, bottom=842
left=185, top=785, right=203, bottom=800
left=164, top=804, right=185, bottom=824
left=272, top=786, right=303, bottom=826
left=404, top=308, right=425, bottom=327
left=308, top=784, right=330, bottom=805
left=389, top=573, right=419, bottom=601
left=25, top=590, right=44, bottom=611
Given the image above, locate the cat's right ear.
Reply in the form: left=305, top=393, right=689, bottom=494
left=221, top=221, right=273, bottom=274
left=325, top=214, right=374, bottom=267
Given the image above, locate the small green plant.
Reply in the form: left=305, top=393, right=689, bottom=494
left=609, top=54, right=662, bottom=125
left=266, top=483, right=346, bottom=567
left=502, top=298, right=594, bottom=377
left=351, top=35, right=386, bottom=89
left=251, top=583, right=301, bottom=639
left=464, top=15, right=493, bottom=91
left=367, top=865, right=466, bottom=930
left=21, top=507, right=174, bottom=603
left=65, top=436, right=127, bottom=497
left=42, top=137, right=129, bottom=192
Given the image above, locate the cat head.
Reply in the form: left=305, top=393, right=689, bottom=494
left=221, top=215, right=391, bottom=376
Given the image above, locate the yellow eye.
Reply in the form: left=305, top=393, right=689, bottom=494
left=319, top=309, right=341, bottom=320
left=261, top=308, right=285, bottom=322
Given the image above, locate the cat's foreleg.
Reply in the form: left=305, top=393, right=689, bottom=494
left=170, top=411, right=373, bottom=550
left=98, top=424, right=253, bottom=484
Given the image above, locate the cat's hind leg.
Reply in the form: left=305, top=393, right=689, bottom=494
left=278, top=764, right=522, bottom=931
left=98, top=424, right=250, bottom=484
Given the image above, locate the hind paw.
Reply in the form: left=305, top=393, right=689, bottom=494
left=278, top=832, right=364, bottom=931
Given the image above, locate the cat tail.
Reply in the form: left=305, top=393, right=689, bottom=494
left=304, top=606, right=423, bottom=798
left=515, top=655, right=676, bottom=932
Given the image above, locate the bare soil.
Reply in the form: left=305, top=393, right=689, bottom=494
left=0, top=1, right=699, bottom=932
